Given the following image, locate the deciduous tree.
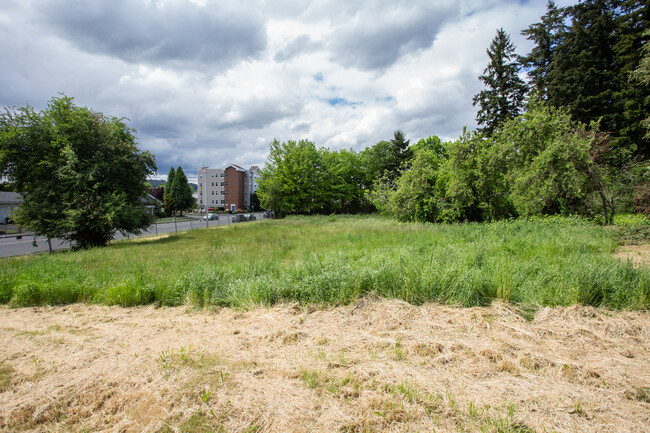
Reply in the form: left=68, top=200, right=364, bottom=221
left=0, top=96, right=156, bottom=248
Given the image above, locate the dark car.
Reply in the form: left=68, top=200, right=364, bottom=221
left=263, top=210, right=274, bottom=219
left=232, top=214, right=246, bottom=223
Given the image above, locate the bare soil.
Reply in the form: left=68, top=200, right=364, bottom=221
left=0, top=300, right=648, bottom=433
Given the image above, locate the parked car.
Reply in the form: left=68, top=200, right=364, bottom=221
left=263, top=210, right=274, bottom=219
left=246, top=214, right=256, bottom=221
left=232, top=214, right=246, bottom=223
left=203, top=213, right=219, bottom=221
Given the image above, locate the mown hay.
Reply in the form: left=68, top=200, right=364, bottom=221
left=0, top=300, right=648, bottom=432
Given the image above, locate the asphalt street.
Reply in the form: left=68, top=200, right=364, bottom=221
left=0, top=212, right=266, bottom=258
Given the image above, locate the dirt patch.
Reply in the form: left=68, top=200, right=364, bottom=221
left=614, top=243, right=650, bottom=268
left=0, top=300, right=648, bottom=432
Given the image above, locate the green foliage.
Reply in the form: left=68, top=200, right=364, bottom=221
left=630, top=29, right=650, bottom=139
left=164, top=167, right=175, bottom=216
left=547, top=1, right=620, bottom=144
left=539, top=0, right=649, bottom=164
left=257, top=139, right=365, bottom=216
left=409, top=135, right=446, bottom=159
left=493, top=99, right=614, bottom=222
left=162, top=166, right=194, bottom=216
left=170, top=167, right=195, bottom=215
left=519, top=1, right=567, bottom=100
left=257, top=139, right=320, bottom=216
left=368, top=147, right=444, bottom=222
left=360, top=140, right=396, bottom=188
left=371, top=102, right=615, bottom=224
left=1, top=216, right=647, bottom=310
left=0, top=95, right=156, bottom=249
left=386, top=129, right=412, bottom=178
left=438, top=129, right=513, bottom=222
left=473, top=28, right=527, bottom=136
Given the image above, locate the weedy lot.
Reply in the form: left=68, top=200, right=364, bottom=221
left=0, top=215, right=649, bottom=310
left=0, top=301, right=648, bottom=432
left=0, top=215, right=649, bottom=432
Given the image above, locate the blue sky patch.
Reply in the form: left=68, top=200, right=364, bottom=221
left=326, top=97, right=358, bottom=107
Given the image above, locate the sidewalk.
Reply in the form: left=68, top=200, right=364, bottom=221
left=0, top=224, right=32, bottom=237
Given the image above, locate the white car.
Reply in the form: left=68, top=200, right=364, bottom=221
left=202, top=213, right=219, bottom=221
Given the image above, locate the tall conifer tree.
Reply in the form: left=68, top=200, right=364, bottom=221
left=547, top=1, right=620, bottom=136
left=171, top=166, right=194, bottom=215
left=615, top=0, right=650, bottom=160
left=472, top=28, right=528, bottom=136
left=164, top=167, right=176, bottom=216
left=386, top=130, right=412, bottom=178
left=520, top=1, right=567, bottom=100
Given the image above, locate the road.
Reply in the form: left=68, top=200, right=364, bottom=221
left=0, top=212, right=266, bottom=258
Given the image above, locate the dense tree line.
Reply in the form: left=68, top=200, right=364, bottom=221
left=259, top=0, right=648, bottom=222
left=372, top=101, right=616, bottom=223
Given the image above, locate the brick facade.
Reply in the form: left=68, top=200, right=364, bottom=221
left=224, top=166, right=246, bottom=210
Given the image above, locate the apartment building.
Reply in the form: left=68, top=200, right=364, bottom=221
left=197, top=164, right=259, bottom=212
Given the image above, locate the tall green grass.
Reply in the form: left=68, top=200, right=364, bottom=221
left=1, top=215, right=648, bottom=309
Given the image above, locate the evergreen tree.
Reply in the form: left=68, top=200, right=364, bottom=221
left=472, top=28, right=528, bottom=136
left=170, top=166, right=194, bottom=215
left=547, top=1, right=620, bottom=142
left=631, top=30, right=650, bottom=139
left=520, top=1, right=567, bottom=100
left=615, top=1, right=650, bottom=160
left=387, top=130, right=412, bottom=178
left=164, top=167, right=175, bottom=216
left=544, top=0, right=649, bottom=164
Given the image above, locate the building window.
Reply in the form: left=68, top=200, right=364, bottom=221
left=225, top=191, right=228, bottom=196
left=221, top=200, right=224, bottom=204
left=220, top=173, right=224, bottom=177
left=221, top=182, right=224, bottom=186
left=225, top=182, right=228, bottom=186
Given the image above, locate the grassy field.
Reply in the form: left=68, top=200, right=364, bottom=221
left=0, top=215, right=648, bottom=310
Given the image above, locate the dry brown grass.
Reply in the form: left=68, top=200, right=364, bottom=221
left=0, top=299, right=648, bottom=432
left=615, top=243, right=650, bottom=268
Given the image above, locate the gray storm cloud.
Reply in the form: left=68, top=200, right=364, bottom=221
left=328, top=2, right=460, bottom=70
left=37, top=0, right=267, bottom=69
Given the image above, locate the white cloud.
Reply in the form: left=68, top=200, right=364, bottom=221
left=0, top=0, right=579, bottom=173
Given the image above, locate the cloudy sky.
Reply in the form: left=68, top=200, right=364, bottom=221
left=1, top=0, right=577, bottom=180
